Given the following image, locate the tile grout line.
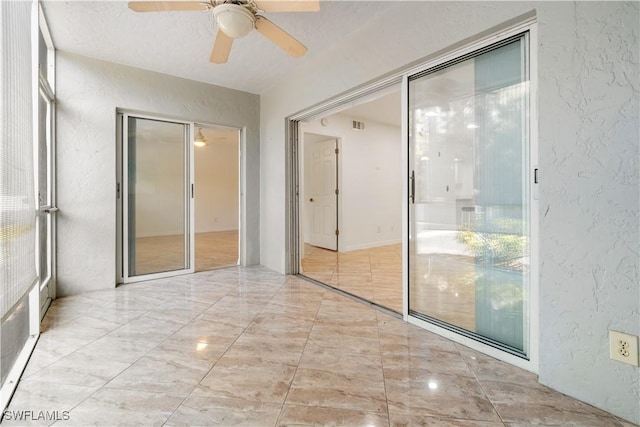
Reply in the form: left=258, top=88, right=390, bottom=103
left=374, top=309, right=393, bottom=427
left=460, top=347, right=509, bottom=427
left=53, top=314, right=152, bottom=421
left=115, top=280, right=230, bottom=427
left=273, top=280, right=327, bottom=427
left=42, top=275, right=224, bottom=425
left=164, top=274, right=295, bottom=426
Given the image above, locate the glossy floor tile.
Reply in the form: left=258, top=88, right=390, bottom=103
left=133, top=230, right=239, bottom=275
left=4, top=266, right=634, bottom=426
left=302, top=241, right=528, bottom=355
left=301, top=243, right=403, bottom=313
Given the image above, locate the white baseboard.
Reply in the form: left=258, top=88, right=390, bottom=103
left=195, top=227, right=239, bottom=234
left=136, top=228, right=239, bottom=238
left=342, top=238, right=402, bottom=252
left=135, top=230, right=183, bottom=238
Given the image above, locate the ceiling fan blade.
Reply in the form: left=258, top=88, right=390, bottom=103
left=128, top=1, right=209, bottom=12
left=210, top=30, right=234, bottom=64
left=253, top=0, right=319, bottom=13
left=255, top=17, right=307, bottom=58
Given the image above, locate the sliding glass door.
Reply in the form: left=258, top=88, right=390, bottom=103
left=408, top=34, right=531, bottom=357
left=37, top=14, right=57, bottom=317
left=118, top=114, right=194, bottom=283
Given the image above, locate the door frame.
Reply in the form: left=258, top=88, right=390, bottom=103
left=116, top=111, right=195, bottom=283
left=116, top=110, right=247, bottom=283
left=287, top=82, right=402, bottom=275
left=285, top=11, right=538, bottom=373
left=406, top=28, right=538, bottom=371
left=36, top=2, right=56, bottom=317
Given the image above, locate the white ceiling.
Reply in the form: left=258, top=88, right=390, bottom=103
left=304, top=132, right=335, bottom=144
left=41, top=1, right=397, bottom=94
left=339, top=90, right=401, bottom=127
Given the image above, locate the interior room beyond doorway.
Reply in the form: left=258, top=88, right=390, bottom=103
left=194, top=126, right=240, bottom=272
left=123, top=121, right=240, bottom=278
left=300, top=89, right=403, bottom=313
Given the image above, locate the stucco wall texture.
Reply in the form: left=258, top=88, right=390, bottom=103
left=56, top=52, right=260, bottom=296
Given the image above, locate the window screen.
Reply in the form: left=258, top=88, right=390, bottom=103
left=0, top=1, right=37, bottom=318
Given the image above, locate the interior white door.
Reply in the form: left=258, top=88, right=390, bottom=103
left=308, top=138, right=337, bottom=250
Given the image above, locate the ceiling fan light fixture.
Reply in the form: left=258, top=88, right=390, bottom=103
left=213, top=4, right=255, bottom=39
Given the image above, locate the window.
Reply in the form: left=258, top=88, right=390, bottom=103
left=0, top=1, right=57, bottom=412
left=408, top=32, right=537, bottom=367
left=0, top=1, right=39, bottom=411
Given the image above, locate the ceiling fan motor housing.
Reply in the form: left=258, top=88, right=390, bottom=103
left=213, top=3, right=255, bottom=39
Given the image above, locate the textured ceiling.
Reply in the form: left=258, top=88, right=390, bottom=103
left=41, top=1, right=397, bottom=94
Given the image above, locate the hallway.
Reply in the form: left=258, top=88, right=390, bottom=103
left=5, top=267, right=629, bottom=426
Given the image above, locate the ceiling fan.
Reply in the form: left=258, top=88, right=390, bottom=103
left=128, top=0, right=320, bottom=64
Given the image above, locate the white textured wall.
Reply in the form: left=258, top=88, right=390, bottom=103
left=134, top=134, right=186, bottom=238
left=260, top=1, right=639, bottom=423
left=56, top=52, right=259, bottom=296
left=130, top=136, right=239, bottom=237
left=537, top=2, right=639, bottom=423
left=302, top=114, right=402, bottom=251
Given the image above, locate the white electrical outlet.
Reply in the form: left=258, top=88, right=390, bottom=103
left=609, top=330, right=639, bottom=367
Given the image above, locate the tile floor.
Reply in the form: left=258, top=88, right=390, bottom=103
left=302, top=242, right=524, bottom=349
left=194, top=231, right=239, bottom=272
left=133, top=231, right=239, bottom=276
left=4, top=267, right=634, bottom=426
left=301, top=243, right=403, bottom=313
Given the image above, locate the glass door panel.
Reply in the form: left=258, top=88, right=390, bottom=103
left=37, top=84, right=54, bottom=316
left=125, top=117, right=191, bottom=278
left=409, top=36, right=530, bottom=356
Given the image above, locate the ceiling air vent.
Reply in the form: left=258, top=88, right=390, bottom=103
left=352, top=120, right=365, bottom=131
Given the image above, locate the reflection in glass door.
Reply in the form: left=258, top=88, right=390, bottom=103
left=119, top=115, right=194, bottom=282
left=409, top=35, right=531, bottom=357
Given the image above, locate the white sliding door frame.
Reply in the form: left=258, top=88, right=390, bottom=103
left=36, top=2, right=57, bottom=317
left=405, top=26, right=538, bottom=373
left=116, top=111, right=247, bottom=283
left=117, top=111, right=195, bottom=284
left=285, top=12, right=538, bottom=373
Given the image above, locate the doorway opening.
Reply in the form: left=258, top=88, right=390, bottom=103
left=194, top=126, right=240, bottom=271
left=116, top=112, right=244, bottom=284
left=298, top=87, right=403, bottom=314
